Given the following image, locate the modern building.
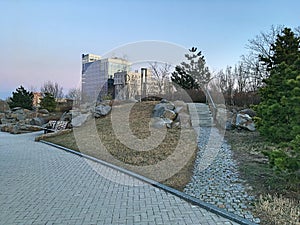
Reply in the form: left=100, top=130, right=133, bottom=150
left=81, top=54, right=131, bottom=101
left=32, top=92, right=42, bottom=107
left=114, top=69, right=163, bottom=100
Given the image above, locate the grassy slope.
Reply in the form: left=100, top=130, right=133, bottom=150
left=44, top=101, right=198, bottom=191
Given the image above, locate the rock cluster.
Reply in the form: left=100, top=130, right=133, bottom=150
left=70, top=100, right=112, bottom=127
left=216, top=106, right=256, bottom=131
left=151, top=99, right=181, bottom=129
left=0, top=107, right=49, bottom=134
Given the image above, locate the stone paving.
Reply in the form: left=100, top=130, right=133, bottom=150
left=0, top=131, right=239, bottom=225
left=185, top=103, right=260, bottom=224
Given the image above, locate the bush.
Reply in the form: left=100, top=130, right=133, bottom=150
left=40, top=93, right=56, bottom=112
left=8, top=86, right=33, bottom=110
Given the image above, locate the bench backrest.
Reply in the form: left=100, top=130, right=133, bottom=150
left=48, top=120, right=57, bottom=129
left=54, top=121, right=69, bottom=131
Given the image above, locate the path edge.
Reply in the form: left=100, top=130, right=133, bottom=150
left=40, top=140, right=258, bottom=225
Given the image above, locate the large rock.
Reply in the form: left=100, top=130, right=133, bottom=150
left=150, top=117, right=167, bottom=129
left=236, top=113, right=255, bottom=131
left=71, top=113, right=91, bottom=127
left=38, top=109, right=49, bottom=114
left=150, top=117, right=173, bottom=129
left=14, top=110, right=26, bottom=121
left=30, top=117, right=46, bottom=126
left=11, top=107, right=22, bottom=111
left=1, top=123, right=42, bottom=134
left=152, top=103, right=166, bottom=117
left=151, top=100, right=181, bottom=129
left=163, top=109, right=177, bottom=121
left=152, top=101, right=176, bottom=118
left=60, top=112, right=72, bottom=122
left=239, top=108, right=256, bottom=117
left=94, top=105, right=111, bottom=117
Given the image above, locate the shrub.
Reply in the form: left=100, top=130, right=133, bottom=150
left=8, top=86, right=33, bottom=110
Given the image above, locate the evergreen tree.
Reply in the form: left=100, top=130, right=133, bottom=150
left=8, top=86, right=33, bottom=110
left=255, top=27, right=300, bottom=173
left=171, top=65, right=199, bottom=89
left=171, top=47, right=211, bottom=89
left=256, top=28, right=300, bottom=142
left=40, top=92, right=56, bottom=112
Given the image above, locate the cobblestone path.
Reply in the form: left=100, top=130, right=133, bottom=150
left=185, top=103, right=260, bottom=224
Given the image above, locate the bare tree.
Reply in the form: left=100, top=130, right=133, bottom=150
left=295, top=26, right=300, bottom=36
left=216, top=66, right=236, bottom=105
left=66, top=88, right=81, bottom=104
left=149, top=62, right=172, bottom=94
left=41, top=81, right=64, bottom=99
left=246, top=25, right=284, bottom=59
left=235, top=63, right=246, bottom=93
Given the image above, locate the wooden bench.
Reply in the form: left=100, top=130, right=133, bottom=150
left=43, top=120, right=69, bottom=134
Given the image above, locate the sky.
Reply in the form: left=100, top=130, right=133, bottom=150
left=0, top=0, right=299, bottom=100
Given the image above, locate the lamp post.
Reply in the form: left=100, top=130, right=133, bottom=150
left=141, top=68, right=147, bottom=100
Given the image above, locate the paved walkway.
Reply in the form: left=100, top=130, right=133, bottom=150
left=185, top=103, right=259, bottom=223
left=0, top=131, right=239, bottom=225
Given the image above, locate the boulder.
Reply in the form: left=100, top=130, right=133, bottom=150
left=151, top=100, right=186, bottom=129
left=160, top=99, right=169, bottom=103
left=30, top=117, right=46, bottom=126
left=94, top=105, right=111, bottom=117
left=236, top=113, right=255, bottom=131
left=153, top=103, right=167, bottom=117
left=150, top=117, right=172, bottom=129
left=0, top=123, right=20, bottom=134
left=150, top=117, right=167, bottom=129
left=11, top=107, right=22, bottom=111
left=163, top=109, right=177, bottom=121
left=152, top=102, right=176, bottom=118
left=163, top=118, right=173, bottom=128
left=38, top=109, right=49, bottom=114
left=171, top=121, right=181, bottom=129
left=239, top=108, right=256, bottom=117
left=21, top=125, right=42, bottom=132
left=14, top=109, right=26, bottom=121
left=60, top=112, right=72, bottom=122
left=71, top=113, right=91, bottom=127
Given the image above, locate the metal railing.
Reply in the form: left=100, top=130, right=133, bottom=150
left=204, top=87, right=217, bottom=121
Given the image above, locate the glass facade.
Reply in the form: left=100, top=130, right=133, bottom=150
left=81, top=55, right=131, bottom=101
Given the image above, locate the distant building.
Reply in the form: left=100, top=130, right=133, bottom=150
left=81, top=53, right=131, bottom=101
left=32, top=92, right=42, bottom=107
left=114, top=69, right=159, bottom=100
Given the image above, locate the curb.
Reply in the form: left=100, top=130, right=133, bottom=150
left=40, top=140, right=258, bottom=225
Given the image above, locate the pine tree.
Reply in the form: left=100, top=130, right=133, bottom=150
left=255, top=27, right=300, bottom=173
left=40, top=92, right=56, bottom=112
left=8, top=86, right=34, bottom=110
left=171, top=47, right=211, bottom=89
left=256, top=28, right=300, bottom=143
left=171, top=65, right=199, bottom=89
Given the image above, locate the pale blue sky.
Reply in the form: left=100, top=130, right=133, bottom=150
left=0, top=0, right=299, bottom=99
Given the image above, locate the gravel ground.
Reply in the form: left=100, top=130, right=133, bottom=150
left=184, top=127, right=261, bottom=224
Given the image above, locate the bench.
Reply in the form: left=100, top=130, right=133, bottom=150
left=43, top=120, right=69, bottom=134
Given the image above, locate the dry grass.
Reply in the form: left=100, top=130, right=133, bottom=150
left=43, top=101, right=198, bottom=191
left=256, top=194, right=300, bottom=225
left=225, top=129, right=300, bottom=224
